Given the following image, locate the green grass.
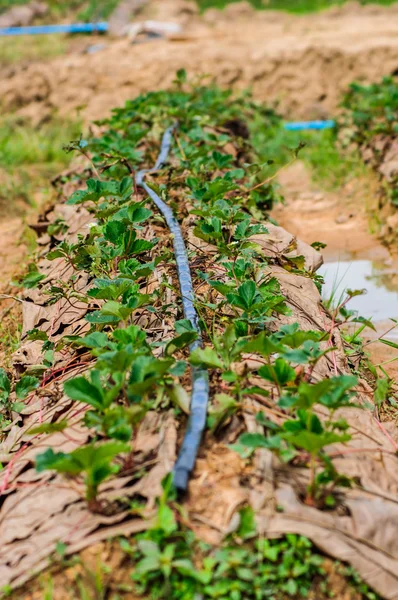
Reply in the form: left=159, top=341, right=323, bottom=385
left=251, top=123, right=367, bottom=190
left=0, top=116, right=81, bottom=214
left=0, top=116, right=80, bottom=167
left=196, top=0, right=397, bottom=12
left=0, top=0, right=120, bottom=20
left=0, top=36, right=68, bottom=67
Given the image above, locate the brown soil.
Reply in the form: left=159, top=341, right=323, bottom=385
left=0, top=218, right=29, bottom=286
left=274, top=160, right=386, bottom=262
left=1, top=0, right=398, bottom=124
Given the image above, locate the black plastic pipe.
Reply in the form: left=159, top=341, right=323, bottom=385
left=136, top=127, right=209, bottom=492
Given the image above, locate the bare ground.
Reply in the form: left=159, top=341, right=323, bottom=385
left=1, top=0, right=398, bottom=124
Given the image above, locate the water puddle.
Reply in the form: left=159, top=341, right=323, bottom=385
left=319, top=258, right=398, bottom=335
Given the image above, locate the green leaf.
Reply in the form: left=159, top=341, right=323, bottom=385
left=0, top=368, right=11, bottom=403
left=258, top=358, right=296, bottom=386
left=128, top=206, right=152, bottom=223
left=29, top=420, right=69, bottom=435
left=299, top=375, right=357, bottom=410
left=16, top=264, right=45, bottom=289
left=190, top=347, right=223, bottom=369
left=88, top=440, right=129, bottom=464
left=128, top=357, right=173, bottom=396
left=137, top=539, right=160, bottom=557
left=374, top=377, right=389, bottom=405
left=175, top=319, right=196, bottom=334
left=66, top=332, right=109, bottom=349
left=64, top=376, right=105, bottom=410
left=157, top=503, right=177, bottom=535
left=101, top=301, right=134, bottom=320
left=85, top=311, right=119, bottom=324
left=165, top=384, right=190, bottom=414
left=237, top=505, right=256, bottom=540
left=278, top=326, right=322, bottom=348
left=136, top=555, right=161, bottom=575
left=174, top=67, right=187, bottom=85
left=240, top=332, right=282, bottom=357
left=208, top=393, right=238, bottom=431
left=284, top=578, right=298, bottom=596
left=236, top=567, right=253, bottom=581
left=380, top=338, right=398, bottom=350
left=36, top=442, right=129, bottom=499
left=233, top=280, right=256, bottom=309
left=67, top=179, right=122, bottom=206
left=238, top=433, right=275, bottom=449
left=26, top=329, right=49, bottom=342
left=283, top=430, right=350, bottom=453
left=35, top=448, right=82, bottom=475
left=165, top=331, right=197, bottom=356
left=103, top=220, right=125, bottom=244
left=15, top=376, right=39, bottom=400
left=87, top=279, right=131, bottom=301
left=129, top=239, right=156, bottom=255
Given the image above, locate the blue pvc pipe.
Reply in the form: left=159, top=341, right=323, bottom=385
left=0, top=22, right=108, bottom=36
left=283, top=120, right=335, bottom=131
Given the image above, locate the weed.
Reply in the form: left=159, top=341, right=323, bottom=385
left=120, top=483, right=380, bottom=599
left=0, top=115, right=81, bottom=215
left=339, top=76, right=398, bottom=206
left=0, top=36, right=67, bottom=68
left=341, top=76, right=398, bottom=142
left=251, top=121, right=366, bottom=191
left=0, top=319, right=21, bottom=368
left=38, top=558, right=115, bottom=600
left=0, top=116, right=81, bottom=168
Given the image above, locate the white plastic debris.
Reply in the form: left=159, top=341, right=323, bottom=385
left=127, top=20, right=182, bottom=42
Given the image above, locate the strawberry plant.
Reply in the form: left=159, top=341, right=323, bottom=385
left=0, top=369, right=39, bottom=427
left=36, top=441, right=129, bottom=511
left=17, top=72, right=372, bottom=518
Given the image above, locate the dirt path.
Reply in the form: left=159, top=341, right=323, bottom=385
left=1, top=0, right=398, bottom=124
left=273, top=161, right=385, bottom=262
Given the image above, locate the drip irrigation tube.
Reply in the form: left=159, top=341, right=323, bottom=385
left=136, top=127, right=209, bottom=493
left=0, top=23, right=108, bottom=36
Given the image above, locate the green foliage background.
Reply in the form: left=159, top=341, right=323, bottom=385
left=196, top=0, right=397, bottom=13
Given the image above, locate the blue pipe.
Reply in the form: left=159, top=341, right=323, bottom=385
left=136, top=127, right=209, bottom=493
left=0, top=22, right=108, bottom=36
left=283, top=120, right=335, bottom=131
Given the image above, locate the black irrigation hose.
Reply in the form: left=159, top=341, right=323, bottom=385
left=136, top=126, right=210, bottom=493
